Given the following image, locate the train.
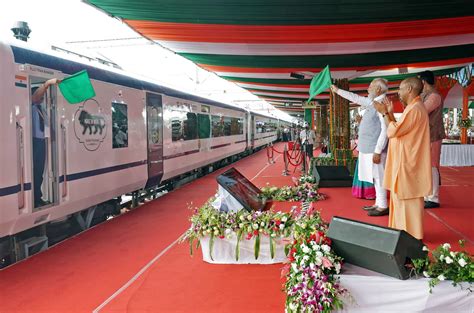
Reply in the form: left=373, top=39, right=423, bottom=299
left=0, top=39, right=292, bottom=267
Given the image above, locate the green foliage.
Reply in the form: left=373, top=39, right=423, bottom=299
left=412, top=240, right=473, bottom=292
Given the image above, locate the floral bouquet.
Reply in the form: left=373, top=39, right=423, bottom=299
left=283, top=209, right=347, bottom=313
left=412, top=240, right=473, bottom=292
left=181, top=199, right=294, bottom=261
left=261, top=180, right=326, bottom=203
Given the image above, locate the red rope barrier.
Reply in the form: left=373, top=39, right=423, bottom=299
left=286, top=151, right=303, bottom=167
left=271, top=146, right=285, bottom=154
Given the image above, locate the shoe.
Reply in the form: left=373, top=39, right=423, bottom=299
left=424, top=201, right=440, bottom=209
left=363, top=205, right=378, bottom=211
left=367, top=207, right=389, bottom=216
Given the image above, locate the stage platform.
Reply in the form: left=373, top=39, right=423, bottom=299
left=0, top=143, right=472, bottom=313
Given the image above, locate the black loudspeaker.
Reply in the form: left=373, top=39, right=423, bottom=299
left=313, top=165, right=352, bottom=187
left=327, top=217, right=427, bottom=280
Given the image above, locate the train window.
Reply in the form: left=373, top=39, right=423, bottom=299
left=198, top=114, right=210, bottom=138
left=256, top=120, right=264, bottom=133
left=112, top=102, right=128, bottom=149
left=211, top=115, right=224, bottom=137
left=171, top=119, right=183, bottom=141
left=183, top=112, right=198, bottom=140
left=171, top=112, right=198, bottom=141
left=201, top=105, right=210, bottom=113
left=223, top=117, right=232, bottom=136
left=230, top=118, right=244, bottom=135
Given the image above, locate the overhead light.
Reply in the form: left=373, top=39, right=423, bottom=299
left=290, top=72, right=305, bottom=80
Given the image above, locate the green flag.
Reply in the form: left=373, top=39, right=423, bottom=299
left=308, top=65, right=332, bottom=102
left=59, top=70, right=96, bottom=104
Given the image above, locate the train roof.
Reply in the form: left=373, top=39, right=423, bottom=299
left=3, top=40, right=249, bottom=113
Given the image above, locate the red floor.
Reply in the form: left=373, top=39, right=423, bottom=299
left=0, top=145, right=472, bottom=313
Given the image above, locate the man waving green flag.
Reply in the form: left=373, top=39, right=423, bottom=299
left=59, top=70, right=96, bottom=104
left=308, top=65, right=332, bottom=102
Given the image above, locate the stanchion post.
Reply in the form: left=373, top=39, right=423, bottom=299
left=282, top=144, right=289, bottom=176
left=270, top=142, right=275, bottom=164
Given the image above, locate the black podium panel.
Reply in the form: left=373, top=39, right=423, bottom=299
left=312, top=165, right=352, bottom=187
left=327, top=217, right=427, bottom=280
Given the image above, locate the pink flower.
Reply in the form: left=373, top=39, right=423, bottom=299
left=322, top=257, right=333, bottom=268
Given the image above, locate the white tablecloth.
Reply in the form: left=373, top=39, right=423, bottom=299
left=200, top=234, right=287, bottom=264
left=440, top=144, right=474, bottom=166
left=337, top=264, right=474, bottom=313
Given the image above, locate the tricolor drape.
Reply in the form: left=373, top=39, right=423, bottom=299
left=85, top=0, right=474, bottom=111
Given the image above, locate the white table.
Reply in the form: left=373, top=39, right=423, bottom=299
left=440, top=144, right=474, bottom=166
left=337, top=264, right=474, bottom=313
left=199, top=234, right=288, bottom=264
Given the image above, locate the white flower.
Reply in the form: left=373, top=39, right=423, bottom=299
left=445, top=256, right=453, bottom=264
left=442, top=243, right=451, bottom=250
left=450, top=251, right=456, bottom=258
left=279, top=224, right=285, bottom=230
left=315, top=257, right=322, bottom=266
left=302, top=246, right=311, bottom=254
left=316, top=251, right=323, bottom=258
left=440, top=254, right=445, bottom=261
left=247, top=215, right=253, bottom=221
left=458, top=258, right=467, bottom=267
left=253, top=223, right=259, bottom=230
left=335, top=263, right=341, bottom=274
left=437, top=274, right=446, bottom=281
left=423, top=271, right=430, bottom=278
left=300, top=260, right=305, bottom=267
left=321, top=244, right=331, bottom=253
left=289, top=302, right=298, bottom=311
left=239, top=215, right=245, bottom=221
left=309, top=262, right=315, bottom=269
left=282, top=216, right=288, bottom=222
left=239, top=223, right=244, bottom=228
left=303, top=255, right=310, bottom=262
left=313, top=245, right=320, bottom=251
left=301, top=223, right=307, bottom=229
left=291, top=263, right=298, bottom=272
left=225, top=228, right=232, bottom=234
left=422, top=246, right=429, bottom=251
left=260, top=222, right=265, bottom=227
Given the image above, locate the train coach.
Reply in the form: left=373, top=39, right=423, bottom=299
left=0, top=40, right=287, bottom=267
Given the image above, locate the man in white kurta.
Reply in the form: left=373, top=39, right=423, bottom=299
left=331, top=79, right=389, bottom=215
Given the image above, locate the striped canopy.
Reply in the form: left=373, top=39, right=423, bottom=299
left=85, top=0, right=474, bottom=112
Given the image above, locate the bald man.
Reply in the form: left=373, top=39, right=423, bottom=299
left=374, top=77, right=432, bottom=240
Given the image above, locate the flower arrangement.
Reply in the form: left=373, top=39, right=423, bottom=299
left=283, top=208, right=347, bottom=313
left=181, top=199, right=294, bottom=261
left=412, top=240, right=473, bottom=292
left=458, top=118, right=472, bottom=128
left=261, top=177, right=326, bottom=203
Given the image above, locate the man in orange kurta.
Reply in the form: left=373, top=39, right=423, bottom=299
left=374, top=77, right=432, bottom=239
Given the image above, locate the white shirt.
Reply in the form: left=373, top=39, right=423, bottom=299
left=300, top=129, right=316, bottom=145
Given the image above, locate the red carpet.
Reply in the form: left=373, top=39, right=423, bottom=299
left=0, top=146, right=471, bottom=313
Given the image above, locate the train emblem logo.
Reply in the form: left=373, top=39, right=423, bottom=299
left=73, top=99, right=107, bottom=151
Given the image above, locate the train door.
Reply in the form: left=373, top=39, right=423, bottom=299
left=145, top=93, right=163, bottom=188
left=30, top=76, right=60, bottom=211
left=250, top=114, right=255, bottom=149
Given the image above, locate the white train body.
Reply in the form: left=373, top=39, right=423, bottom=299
left=0, top=40, right=282, bottom=265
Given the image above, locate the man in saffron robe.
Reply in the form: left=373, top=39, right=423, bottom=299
left=374, top=77, right=432, bottom=239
